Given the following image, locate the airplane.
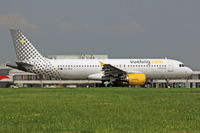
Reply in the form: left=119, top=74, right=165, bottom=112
left=7, top=29, right=193, bottom=86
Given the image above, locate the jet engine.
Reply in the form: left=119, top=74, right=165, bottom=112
left=126, top=73, right=146, bottom=85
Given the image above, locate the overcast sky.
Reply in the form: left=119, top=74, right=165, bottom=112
left=0, top=0, right=200, bottom=69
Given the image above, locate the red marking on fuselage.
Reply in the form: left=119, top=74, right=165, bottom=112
left=0, top=75, right=10, bottom=80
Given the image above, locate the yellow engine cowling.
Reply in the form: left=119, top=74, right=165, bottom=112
left=127, top=73, right=146, bottom=85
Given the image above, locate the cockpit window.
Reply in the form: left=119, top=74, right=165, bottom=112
left=179, top=64, right=184, bottom=67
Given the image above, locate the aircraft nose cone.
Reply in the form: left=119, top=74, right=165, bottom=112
left=186, top=67, right=193, bottom=77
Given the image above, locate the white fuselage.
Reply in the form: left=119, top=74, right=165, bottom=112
left=9, top=29, right=193, bottom=82
left=51, top=58, right=193, bottom=80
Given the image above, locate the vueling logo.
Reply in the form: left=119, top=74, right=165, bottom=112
left=151, top=60, right=163, bottom=64
left=130, top=60, right=151, bottom=65
left=130, top=59, right=164, bottom=65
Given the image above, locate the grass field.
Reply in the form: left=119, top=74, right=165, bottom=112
left=0, top=87, right=200, bottom=133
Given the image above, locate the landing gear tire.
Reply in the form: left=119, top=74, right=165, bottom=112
left=100, top=84, right=105, bottom=87
left=100, top=81, right=106, bottom=87
left=107, top=84, right=113, bottom=87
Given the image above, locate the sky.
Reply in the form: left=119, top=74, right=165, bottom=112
left=0, top=0, right=200, bottom=69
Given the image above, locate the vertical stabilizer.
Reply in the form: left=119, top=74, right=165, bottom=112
left=10, top=29, right=44, bottom=61
left=9, top=29, right=60, bottom=78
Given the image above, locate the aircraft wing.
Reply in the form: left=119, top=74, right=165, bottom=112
left=100, top=62, right=127, bottom=80
left=102, top=64, right=126, bottom=75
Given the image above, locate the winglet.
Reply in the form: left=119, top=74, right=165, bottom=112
left=99, top=61, right=104, bottom=67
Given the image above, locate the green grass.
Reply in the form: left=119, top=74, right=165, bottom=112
left=0, top=87, right=200, bottom=133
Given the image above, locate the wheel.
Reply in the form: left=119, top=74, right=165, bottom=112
left=100, top=83, right=105, bottom=87
left=107, top=84, right=113, bottom=87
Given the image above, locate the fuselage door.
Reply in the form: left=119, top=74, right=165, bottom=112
left=168, top=64, right=174, bottom=72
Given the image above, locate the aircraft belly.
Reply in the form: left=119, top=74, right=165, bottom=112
left=58, top=68, right=100, bottom=80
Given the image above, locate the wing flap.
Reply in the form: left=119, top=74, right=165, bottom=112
left=101, top=63, right=127, bottom=79
left=100, top=62, right=142, bottom=82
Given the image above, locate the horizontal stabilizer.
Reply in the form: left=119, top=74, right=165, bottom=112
left=16, top=61, right=33, bottom=67
left=6, top=63, right=28, bottom=72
